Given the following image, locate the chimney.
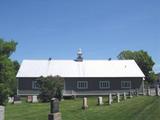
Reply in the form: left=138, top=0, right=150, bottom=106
left=75, top=48, right=83, bottom=62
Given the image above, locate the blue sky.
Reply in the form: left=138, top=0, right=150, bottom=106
left=0, top=0, right=159, bottom=72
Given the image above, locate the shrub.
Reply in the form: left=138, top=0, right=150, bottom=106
left=0, top=83, right=9, bottom=105
left=38, top=76, right=64, bottom=102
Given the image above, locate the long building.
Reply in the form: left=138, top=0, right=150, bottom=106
left=16, top=49, right=145, bottom=96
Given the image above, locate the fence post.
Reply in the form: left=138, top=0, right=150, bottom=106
left=108, top=93, right=112, bottom=105
left=123, top=92, right=126, bottom=100
left=0, top=106, right=5, bottom=120
left=82, top=97, right=88, bottom=109
left=97, top=97, right=103, bottom=105
left=117, top=93, right=120, bottom=103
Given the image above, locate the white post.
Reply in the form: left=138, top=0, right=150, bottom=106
left=32, top=95, right=38, bottom=103
left=0, top=106, right=5, bottom=120
left=108, top=93, right=112, bottom=105
left=123, top=92, right=126, bottom=100
left=82, top=97, right=88, bottom=109
left=97, top=97, right=103, bottom=105
left=142, top=78, right=145, bottom=95
left=117, top=93, right=120, bottom=103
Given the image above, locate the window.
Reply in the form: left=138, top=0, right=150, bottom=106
left=32, top=81, right=40, bottom=89
left=121, top=81, right=131, bottom=88
left=99, top=81, right=110, bottom=89
left=77, top=81, right=88, bottom=89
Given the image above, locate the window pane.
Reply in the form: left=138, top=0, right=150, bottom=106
left=121, top=81, right=131, bottom=88
left=77, top=81, right=88, bottom=89
left=99, top=81, right=110, bottom=89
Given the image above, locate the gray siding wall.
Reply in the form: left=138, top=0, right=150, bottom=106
left=65, top=77, right=143, bottom=91
left=18, top=78, right=36, bottom=90
left=17, top=77, right=143, bottom=95
left=17, top=77, right=40, bottom=95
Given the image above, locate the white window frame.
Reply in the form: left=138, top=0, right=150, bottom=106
left=32, top=81, right=40, bottom=90
left=77, top=81, right=88, bottom=89
left=99, top=81, right=110, bottom=89
left=121, top=81, right=131, bottom=89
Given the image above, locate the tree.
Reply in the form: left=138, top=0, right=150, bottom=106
left=0, top=38, right=18, bottom=105
left=0, top=83, right=10, bottom=105
left=13, top=60, right=20, bottom=74
left=38, top=76, right=64, bottom=102
left=117, top=50, right=157, bottom=83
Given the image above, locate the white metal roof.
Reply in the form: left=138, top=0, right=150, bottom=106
left=16, top=59, right=145, bottom=78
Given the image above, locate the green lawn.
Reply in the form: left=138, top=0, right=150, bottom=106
left=5, top=96, right=160, bottom=120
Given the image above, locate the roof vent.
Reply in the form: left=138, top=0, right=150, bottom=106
left=75, top=48, right=83, bottom=62
left=108, top=58, right=112, bottom=61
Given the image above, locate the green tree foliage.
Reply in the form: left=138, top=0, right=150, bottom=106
left=0, top=38, right=18, bottom=105
left=118, top=50, right=157, bottom=83
left=38, top=76, right=64, bottom=102
left=0, top=83, right=9, bottom=105
left=0, top=39, right=17, bottom=57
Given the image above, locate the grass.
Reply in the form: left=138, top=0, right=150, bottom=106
left=5, top=96, right=160, bottom=120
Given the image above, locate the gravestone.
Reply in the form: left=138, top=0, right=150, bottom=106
left=32, top=96, right=38, bottom=103
left=123, top=92, right=126, bottom=100
left=108, top=93, right=112, bottom=105
left=82, top=97, right=88, bottom=109
left=50, top=98, right=59, bottom=113
left=27, top=96, right=32, bottom=103
left=117, top=93, right=120, bottom=103
left=97, top=97, right=103, bottom=105
left=155, top=85, right=160, bottom=96
left=129, top=91, right=133, bottom=98
left=8, top=97, right=14, bottom=103
left=13, top=96, right=22, bottom=104
left=48, top=98, right=61, bottom=120
left=0, top=106, right=4, bottom=120
left=147, top=87, right=151, bottom=96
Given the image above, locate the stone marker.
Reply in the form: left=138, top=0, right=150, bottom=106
left=50, top=98, right=59, bottom=113
left=108, top=93, right=112, bottom=105
left=123, top=92, right=126, bottom=100
left=48, top=98, right=61, bottom=120
left=0, top=106, right=5, bottom=120
left=13, top=96, right=22, bottom=104
left=147, top=87, right=151, bottom=96
left=48, top=113, right=61, bottom=120
left=117, top=93, right=120, bottom=103
left=129, top=91, right=133, bottom=98
left=97, top=96, right=103, bottom=105
left=27, top=96, right=32, bottom=103
left=8, top=97, right=14, bottom=103
left=32, top=96, right=38, bottom=103
left=155, top=85, right=160, bottom=96
left=82, top=97, right=88, bottom=109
